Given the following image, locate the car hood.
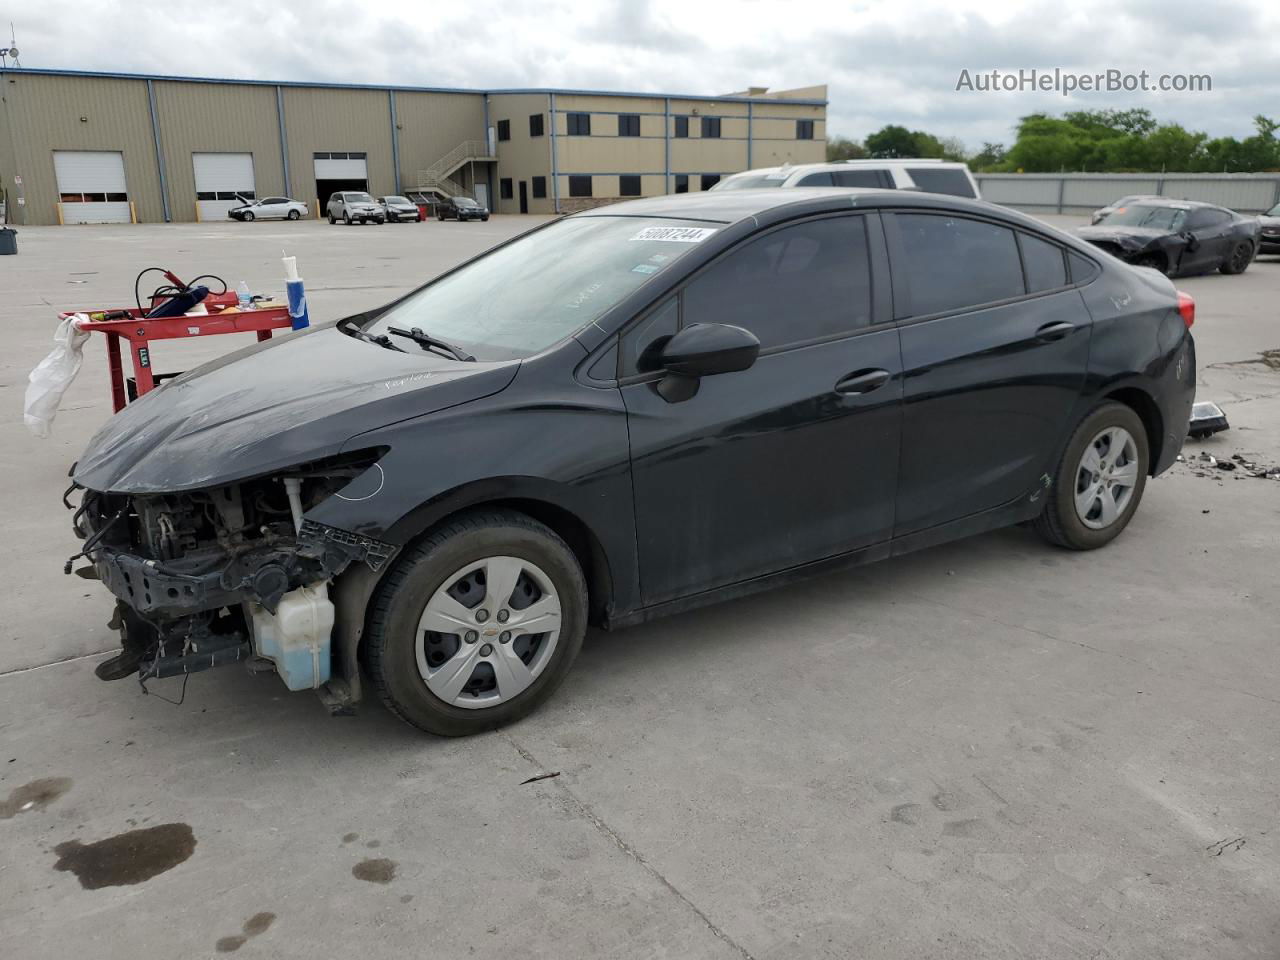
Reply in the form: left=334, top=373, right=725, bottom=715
left=1077, top=225, right=1172, bottom=247
left=1259, top=215, right=1280, bottom=231
left=74, top=325, right=519, bottom=493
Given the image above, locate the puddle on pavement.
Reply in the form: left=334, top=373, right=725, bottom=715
left=53, top=823, right=196, bottom=889
left=216, top=912, right=276, bottom=952
left=0, top=777, right=72, bottom=819
left=352, top=858, right=397, bottom=884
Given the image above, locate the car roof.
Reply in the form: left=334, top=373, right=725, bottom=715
left=575, top=187, right=1051, bottom=232
left=722, top=158, right=971, bottom=179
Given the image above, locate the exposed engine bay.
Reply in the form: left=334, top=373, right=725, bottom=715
left=67, top=451, right=395, bottom=695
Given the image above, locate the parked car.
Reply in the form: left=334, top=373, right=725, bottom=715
left=1090, top=195, right=1161, bottom=225
left=379, top=195, right=422, bottom=223
left=437, top=195, right=490, bottom=221
left=69, top=188, right=1195, bottom=736
left=228, top=196, right=309, bottom=221
left=1258, top=201, right=1280, bottom=255
left=327, top=191, right=384, bottom=225
left=1076, top=198, right=1260, bottom=276
left=711, top=159, right=981, bottom=199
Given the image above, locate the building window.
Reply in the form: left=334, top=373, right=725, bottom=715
left=701, top=116, right=721, bottom=138
left=618, top=114, right=640, bottom=137
left=797, top=119, right=815, bottom=140
left=567, top=112, right=591, bottom=136
left=674, top=115, right=689, bottom=138
left=500, top=178, right=514, bottom=200
left=532, top=176, right=547, bottom=198
left=497, top=119, right=511, bottom=142
left=569, top=175, right=592, bottom=197
left=620, top=175, right=642, bottom=196
left=701, top=174, right=721, bottom=191
left=674, top=174, right=688, bottom=194
left=529, top=113, right=544, bottom=137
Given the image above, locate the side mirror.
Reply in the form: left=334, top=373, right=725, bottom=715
left=655, top=323, right=760, bottom=403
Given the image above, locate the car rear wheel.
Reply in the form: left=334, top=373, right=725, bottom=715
left=1220, top=241, right=1253, bottom=275
left=287, top=209, right=300, bottom=221
left=365, top=510, right=587, bottom=736
left=1034, top=401, right=1149, bottom=550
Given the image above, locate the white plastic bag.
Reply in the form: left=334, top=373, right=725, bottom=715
left=24, top=314, right=91, bottom=438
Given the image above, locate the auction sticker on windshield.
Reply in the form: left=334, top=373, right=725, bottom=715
left=630, top=226, right=718, bottom=243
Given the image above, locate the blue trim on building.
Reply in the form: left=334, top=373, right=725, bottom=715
left=144, top=78, right=171, bottom=222
left=0, top=66, right=827, bottom=107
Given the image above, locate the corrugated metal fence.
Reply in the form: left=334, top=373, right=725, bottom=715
left=974, top=173, right=1280, bottom=215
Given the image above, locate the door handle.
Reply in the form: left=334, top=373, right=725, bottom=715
left=834, top=368, right=891, bottom=395
left=1035, top=321, right=1075, bottom=342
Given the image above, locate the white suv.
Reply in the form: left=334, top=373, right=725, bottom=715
left=712, top=159, right=981, bottom=200
left=326, top=191, right=385, bottom=225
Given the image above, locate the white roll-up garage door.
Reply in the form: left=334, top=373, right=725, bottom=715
left=314, top=154, right=368, bottom=179
left=53, top=151, right=131, bottom=224
left=193, top=152, right=256, bottom=221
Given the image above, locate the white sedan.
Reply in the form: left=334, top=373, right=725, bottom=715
left=228, top=196, right=309, bottom=221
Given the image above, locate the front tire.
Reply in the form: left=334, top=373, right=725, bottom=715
left=1220, top=241, right=1253, bottom=275
left=328, top=211, right=337, bottom=224
left=1034, top=402, right=1149, bottom=550
left=344, top=212, right=353, bottom=225
left=365, top=510, right=588, bottom=736
left=243, top=211, right=255, bottom=222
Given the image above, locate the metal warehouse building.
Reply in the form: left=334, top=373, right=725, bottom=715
left=0, top=68, right=826, bottom=225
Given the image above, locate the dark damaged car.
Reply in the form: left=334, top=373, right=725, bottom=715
left=1077, top=198, right=1260, bottom=277
left=68, top=189, right=1197, bottom=736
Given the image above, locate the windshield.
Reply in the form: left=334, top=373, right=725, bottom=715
left=1268, top=203, right=1280, bottom=217
left=386, top=196, right=411, bottom=204
left=712, top=174, right=786, bottom=191
left=348, top=192, right=374, bottom=203
left=1100, top=205, right=1186, bottom=231
left=365, top=216, right=718, bottom=360
left=455, top=197, right=478, bottom=207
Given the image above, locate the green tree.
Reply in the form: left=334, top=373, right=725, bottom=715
left=969, top=142, right=1007, bottom=171
left=864, top=125, right=946, bottom=159
left=826, top=136, right=868, bottom=161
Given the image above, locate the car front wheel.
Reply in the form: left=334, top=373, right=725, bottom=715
left=1034, top=401, right=1149, bottom=550
left=243, top=211, right=255, bottom=221
left=365, top=510, right=588, bottom=736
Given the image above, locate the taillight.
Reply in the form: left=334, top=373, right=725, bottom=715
left=1177, top=290, right=1195, bottom=328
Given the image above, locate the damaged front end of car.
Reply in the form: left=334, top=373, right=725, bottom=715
left=66, top=450, right=396, bottom=705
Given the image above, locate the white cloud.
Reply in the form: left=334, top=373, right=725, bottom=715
left=7, top=0, right=1280, bottom=151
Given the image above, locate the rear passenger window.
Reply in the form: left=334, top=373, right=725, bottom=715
left=683, top=216, right=873, bottom=350
left=895, top=214, right=1024, bottom=316
left=1018, top=233, right=1068, bottom=292
left=1068, top=251, right=1100, bottom=284
left=904, top=167, right=976, bottom=198
left=832, top=170, right=887, bottom=188
left=797, top=172, right=833, bottom=186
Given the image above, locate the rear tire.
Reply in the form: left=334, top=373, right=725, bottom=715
left=287, top=209, right=300, bottom=221
left=1034, top=401, right=1149, bottom=550
left=365, top=510, right=588, bottom=736
left=1219, top=241, right=1253, bottom=274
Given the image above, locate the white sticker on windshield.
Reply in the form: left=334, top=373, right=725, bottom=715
left=630, top=226, right=718, bottom=243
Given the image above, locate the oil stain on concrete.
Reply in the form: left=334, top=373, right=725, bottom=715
left=352, top=858, right=397, bottom=884
left=215, top=912, right=277, bottom=953
left=0, top=777, right=72, bottom=818
left=52, top=823, right=196, bottom=889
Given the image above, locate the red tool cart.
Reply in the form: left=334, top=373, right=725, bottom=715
left=67, top=271, right=294, bottom=413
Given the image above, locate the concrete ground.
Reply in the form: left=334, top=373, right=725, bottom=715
left=1, top=214, right=1278, bottom=960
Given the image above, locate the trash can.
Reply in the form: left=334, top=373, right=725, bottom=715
left=0, top=228, right=16, bottom=255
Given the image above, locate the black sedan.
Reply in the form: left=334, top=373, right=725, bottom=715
left=1259, top=201, right=1280, bottom=255
left=438, top=195, right=489, bottom=221
left=68, top=189, right=1196, bottom=736
left=1077, top=198, right=1260, bottom=276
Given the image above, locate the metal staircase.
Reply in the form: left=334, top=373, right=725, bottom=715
left=414, top=139, right=496, bottom=199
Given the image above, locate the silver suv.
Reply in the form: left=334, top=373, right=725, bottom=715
left=327, top=191, right=385, bottom=225
left=712, top=159, right=981, bottom=199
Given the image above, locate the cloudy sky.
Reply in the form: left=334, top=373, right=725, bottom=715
left=8, top=0, right=1280, bottom=150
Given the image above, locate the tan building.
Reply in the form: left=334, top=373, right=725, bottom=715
left=0, top=68, right=825, bottom=225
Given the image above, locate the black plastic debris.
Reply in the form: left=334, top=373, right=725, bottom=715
left=1188, top=401, right=1229, bottom=439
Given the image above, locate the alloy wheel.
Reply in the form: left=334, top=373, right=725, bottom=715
left=1074, top=426, right=1139, bottom=529
left=415, top=556, right=562, bottom=709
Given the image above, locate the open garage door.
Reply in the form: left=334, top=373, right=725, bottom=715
left=194, top=152, right=255, bottom=221
left=314, top=152, right=368, bottom=214
left=54, top=151, right=131, bottom=224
